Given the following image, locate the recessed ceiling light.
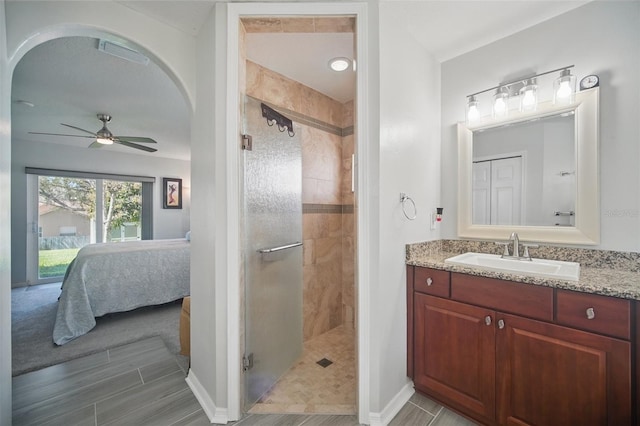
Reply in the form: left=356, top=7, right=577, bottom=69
left=329, top=57, right=351, bottom=72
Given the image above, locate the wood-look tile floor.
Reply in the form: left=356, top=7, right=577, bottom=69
left=12, top=336, right=200, bottom=426
left=249, top=325, right=356, bottom=415
left=12, top=336, right=476, bottom=425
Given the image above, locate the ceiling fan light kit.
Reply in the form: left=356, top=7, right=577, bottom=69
left=96, top=137, right=113, bottom=145
left=96, top=114, right=114, bottom=144
left=29, top=113, right=158, bottom=152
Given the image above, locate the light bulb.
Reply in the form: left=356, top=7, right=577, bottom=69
left=553, top=69, right=576, bottom=105
left=492, top=87, right=509, bottom=118
left=522, top=90, right=536, bottom=107
left=466, top=96, right=480, bottom=124
left=519, top=79, right=538, bottom=112
left=557, top=81, right=572, bottom=99
left=468, top=105, right=479, bottom=121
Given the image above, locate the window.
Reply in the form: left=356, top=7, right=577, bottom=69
left=27, top=168, right=154, bottom=283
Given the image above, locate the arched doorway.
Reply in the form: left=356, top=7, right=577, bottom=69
left=1, top=5, right=197, bottom=422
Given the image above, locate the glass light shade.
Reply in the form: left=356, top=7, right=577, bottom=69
left=96, top=137, right=113, bottom=145
left=492, top=87, right=509, bottom=118
left=466, top=96, right=480, bottom=124
left=519, top=79, right=538, bottom=112
left=553, top=69, right=576, bottom=105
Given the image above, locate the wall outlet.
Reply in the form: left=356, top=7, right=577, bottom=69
left=430, top=212, right=437, bottom=230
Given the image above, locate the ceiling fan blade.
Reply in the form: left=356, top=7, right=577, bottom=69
left=60, top=123, right=98, bottom=136
left=29, top=132, right=95, bottom=139
left=115, top=140, right=158, bottom=152
left=88, top=141, right=104, bottom=148
left=114, top=136, right=157, bottom=144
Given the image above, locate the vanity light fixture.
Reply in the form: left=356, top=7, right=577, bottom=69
left=519, top=78, right=538, bottom=112
left=492, top=87, right=509, bottom=118
left=465, top=65, right=575, bottom=124
left=329, top=57, right=351, bottom=72
left=553, top=68, right=576, bottom=104
left=466, top=95, right=480, bottom=124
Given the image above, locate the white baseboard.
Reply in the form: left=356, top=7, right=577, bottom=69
left=185, top=369, right=228, bottom=424
left=368, top=381, right=415, bottom=426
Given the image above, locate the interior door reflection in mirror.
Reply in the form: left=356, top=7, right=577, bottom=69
left=471, top=112, right=575, bottom=227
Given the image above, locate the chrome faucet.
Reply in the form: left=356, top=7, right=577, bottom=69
left=510, top=232, right=520, bottom=258
left=495, top=232, right=538, bottom=260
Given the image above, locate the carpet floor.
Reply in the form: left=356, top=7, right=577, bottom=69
left=11, top=282, right=187, bottom=377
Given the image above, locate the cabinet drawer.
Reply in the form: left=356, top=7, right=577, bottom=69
left=414, top=267, right=450, bottom=297
left=556, top=290, right=631, bottom=340
left=451, top=273, right=553, bottom=321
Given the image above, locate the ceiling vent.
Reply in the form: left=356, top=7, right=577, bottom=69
left=98, top=40, right=149, bottom=66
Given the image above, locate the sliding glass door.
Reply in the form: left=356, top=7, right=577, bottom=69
left=101, top=180, right=143, bottom=242
left=28, top=171, right=152, bottom=283
left=37, top=176, right=95, bottom=280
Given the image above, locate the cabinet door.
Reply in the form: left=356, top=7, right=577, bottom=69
left=414, top=293, right=496, bottom=423
left=496, top=313, right=631, bottom=426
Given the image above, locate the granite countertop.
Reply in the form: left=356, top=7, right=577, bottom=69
left=406, top=240, right=640, bottom=301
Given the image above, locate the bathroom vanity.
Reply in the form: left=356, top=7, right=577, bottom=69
left=406, top=240, right=640, bottom=426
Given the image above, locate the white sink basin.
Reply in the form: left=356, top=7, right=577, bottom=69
left=444, top=252, right=580, bottom=281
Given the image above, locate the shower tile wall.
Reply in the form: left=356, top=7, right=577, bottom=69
left=341, top=101, right=355, bottom=329
left=246, top=60, right=355, bottom=341
left=242, top=17, right=355, bottom=34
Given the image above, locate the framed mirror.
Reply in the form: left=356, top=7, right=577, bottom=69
left=457, top=88, right=599, bottom=245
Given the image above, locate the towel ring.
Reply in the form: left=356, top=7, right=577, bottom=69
left=400, top=193, right=417, bottom=220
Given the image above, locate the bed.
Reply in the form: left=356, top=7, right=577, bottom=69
left=53, top=238, right=190, bottom=345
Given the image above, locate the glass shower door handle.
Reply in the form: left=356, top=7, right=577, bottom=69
left=257, top=242, right=303, bottom=253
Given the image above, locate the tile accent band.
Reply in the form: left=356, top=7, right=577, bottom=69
left=303, top=204, right=354, bottom=214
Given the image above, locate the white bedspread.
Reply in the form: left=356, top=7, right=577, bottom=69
left=53, top=238, right=190, bottom=345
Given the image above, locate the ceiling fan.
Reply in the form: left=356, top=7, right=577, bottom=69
left=29, top=113, right=158, bottom=152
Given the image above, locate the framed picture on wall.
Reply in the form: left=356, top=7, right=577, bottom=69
left=163, top=178, right=182, bottom=209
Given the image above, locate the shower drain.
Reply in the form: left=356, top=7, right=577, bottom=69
left=316, top=358, right=333, bottom=368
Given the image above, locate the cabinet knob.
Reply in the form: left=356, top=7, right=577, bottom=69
left=586, top=307, right=596, bottom=320
left=426, top=278, right=433, bottom=286
left=484, top=315, right=492, bottom=326
left=498, top=319, right=505, bottom=330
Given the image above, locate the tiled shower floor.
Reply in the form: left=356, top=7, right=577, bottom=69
left=248, top=324, right=356, bottom=415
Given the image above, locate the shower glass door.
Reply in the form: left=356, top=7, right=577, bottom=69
left=244, top=96, right=303, bottom=408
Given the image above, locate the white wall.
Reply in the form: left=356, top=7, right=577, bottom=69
left=441, top=1, right=640, bottom=251
left=375, top=1, right=441, bottom=418
left=0, top=1, right=12, bottom=422
left=187, top=4, right=220, bottom=421
left=11, top=139, right=191, bottom=284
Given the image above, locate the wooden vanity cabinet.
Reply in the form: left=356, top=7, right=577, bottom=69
left=496, top=313, right=631, bottom=426
left=408, top=266, right=633, bottom=426
left=413, top=293, right=496, bottom=424
left=637, top=301, right=640, bottom=424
